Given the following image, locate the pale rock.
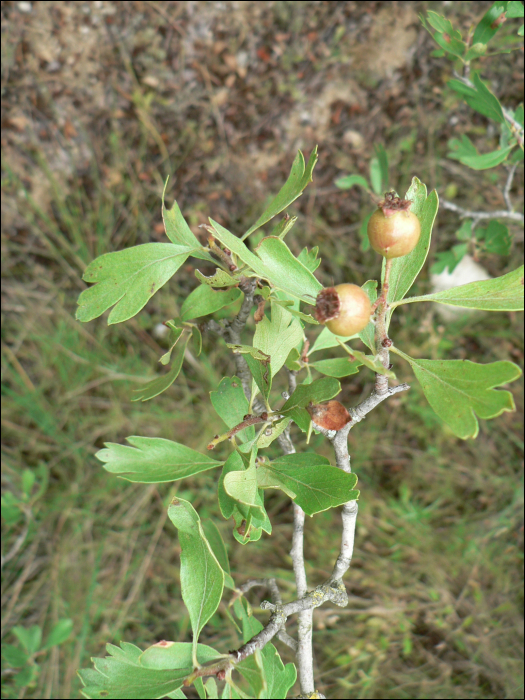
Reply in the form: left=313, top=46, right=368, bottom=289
left=430, top=254, right=492, bottom=321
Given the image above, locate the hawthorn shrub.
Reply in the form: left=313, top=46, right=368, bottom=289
left=76, top=149, right=523, bottom=699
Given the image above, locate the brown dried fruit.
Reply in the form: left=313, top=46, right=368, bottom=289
left=306, top=400, right=352, bottom=431
left=314, top=284, right=371, bottom=337
left=367, top=192, right=421, bottom=259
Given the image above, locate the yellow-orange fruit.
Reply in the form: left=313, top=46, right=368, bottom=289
left=314, top=284, right=371, bottom=336
left=367, top=192, right=421, bottom=259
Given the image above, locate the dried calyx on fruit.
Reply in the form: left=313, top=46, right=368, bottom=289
left=314, top=283, right=371, bottom=336
left=307, top=400, right=352, bottom=431
left=367, top=191, right=421, bottom=259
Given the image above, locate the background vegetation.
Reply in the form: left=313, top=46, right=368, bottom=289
left=2, top=1, right=523, bottom=698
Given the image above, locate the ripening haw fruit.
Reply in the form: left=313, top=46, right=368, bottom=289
left=367, top=192, right=421, bottom=259
left=314, top=284, right=371, bottom=336
left=306, top=400, right=351, bottom=431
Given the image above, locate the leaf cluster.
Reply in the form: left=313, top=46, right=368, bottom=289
left=76, top=150, right=522, bottom=698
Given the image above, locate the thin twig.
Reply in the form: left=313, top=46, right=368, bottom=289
left=232, top=581, right=348, bottom=663
left=277, top=629, right=299, bottom=653
left=291, top=503, right=315, bottom=695
left=279, top=412, right=314, bottom=695
left=440, top=199, right=524, bottom=224
left=313, top=383, right=410, bottom=582
left=236, top=577, right=282, bottom=605
left=233, top=578, right=297, bottom=650
left=503, top=162, right=519, bottom=212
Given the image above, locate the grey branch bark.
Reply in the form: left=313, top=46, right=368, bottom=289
left=440, top=199, right=524, bottom=225
left=230, top=383, right=410, bottom=672
left=503, top=162, right=519, bottom=212
left=313, top=383, right=410, bottom=584
left=232, top=581, right=348, bottom=663
left=292, top=502, right=314, bottom=695
left=282, top=401, right=314, bottom=696
left=237, top=577, right=282, bottom=604
left=235, top=578, right=298, bottom=652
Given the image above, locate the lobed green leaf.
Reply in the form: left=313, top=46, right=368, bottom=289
left=297, top=245, right=322, bottom=273
left=223, top=462, right=266, bottom=520
left=254, top=236, right=323, bottom=302
left=96, top=437, right=222, bottom=483
left=77, top=243, right=192, bottom=324
left=393, top=347, right=522, bottom=439
left=78, top=640, right=220, bottom=699
left=395, top=265, right=524, bottom=311
left=162, top=185, right=214, bottom=262
left=421, top=12, right=467, bottom=58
